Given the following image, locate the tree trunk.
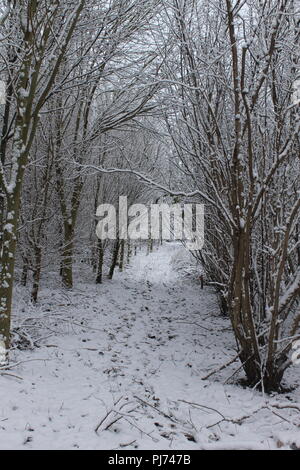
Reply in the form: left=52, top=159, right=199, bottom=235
left=127, top=240, right=132, bottom=264
left=119, top=240, right=125, bottom=272
left=31, top=247, right=42, bottom=303
left=108, top=239, right=120, bottom=280
left=0, top=195, right=20, bottom=359
left=96, top=239, right=104, bottom=284
left=21, top=258, right=29, bottom=287
left=61, top=222, right=74, bottom=289
left=239, top=349, right=286, bottom=393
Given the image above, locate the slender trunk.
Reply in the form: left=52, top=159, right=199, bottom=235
left=96, top=239, right=104, bottom=284
left=108, top=239, right=120, bottom=280
left=127, top=240, right=131, bottom=264
left=119, top=240, right=125, bottom=272
left=21, top=258, right=29, bottom=286
left=31, top=247, right=42, bottom=303
left=61, top=222, right=74, bottom=289
left=91, top=244, right=97, bottom=273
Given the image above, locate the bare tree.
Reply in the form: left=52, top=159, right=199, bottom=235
left=158, top=0, right=300, bottom=391
left=0, top=0, right=85, bottom=360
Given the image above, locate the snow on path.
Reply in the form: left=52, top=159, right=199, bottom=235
left=0, top=243, right=299, bottom=450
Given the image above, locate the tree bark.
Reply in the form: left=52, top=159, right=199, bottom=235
left=108, top=239, right=120, bottom=280
left=31, top=247, right=42, bottom=303
left=119, top=240, right=125, bottom=272
left=61, top=222, right=74, bottom=289
left=96, top=239, right=104, bottom=284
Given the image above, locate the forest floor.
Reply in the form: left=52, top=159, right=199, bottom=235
left=0, top=242, right=299, bottom=450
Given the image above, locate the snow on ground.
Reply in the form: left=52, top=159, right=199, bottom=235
left=0, top=242, right=299, bottom=450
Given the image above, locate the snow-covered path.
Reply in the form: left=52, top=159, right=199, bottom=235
left=0, top=243, right=299, bottom=449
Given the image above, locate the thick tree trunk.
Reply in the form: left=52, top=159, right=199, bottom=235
left=0, top=195, right=20, bottom=359
left=0, top=78, right=14, bottom=254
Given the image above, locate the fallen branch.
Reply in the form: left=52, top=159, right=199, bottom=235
left=119, top=440, right=137, bottom=448
left=122, top=416, right=159, bottom=442
left=206, top=403, right=300, bottom=430
left=201, top=353, right=240, bottom=380
left=0, top=372, right=23, bottom=380
left=95, top=397, right=137, bottom=433
left=0, top=358, right=49, bottom=371
left=178, top=399, right=226, bottom=420
left=95, top=397, right=123, bottom=433
left=271, top=403, right=300, bottom=413
left=133, top=395, right=178, bottom=423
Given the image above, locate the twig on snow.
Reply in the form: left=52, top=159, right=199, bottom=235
left=95, top=396, right=123, bottom=433
left=178, top=399, right=226, bottom=420
left=133, top=395, right=178, bottom=423
left=201, top=353, right=240, bottom=380
left=0, top=358, right=50, bottom=371
left=95, top=397, right=137, bottom=433
left=119, top=440, right=137, bottom=448
left=0, top=372, right=23, bottom=380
